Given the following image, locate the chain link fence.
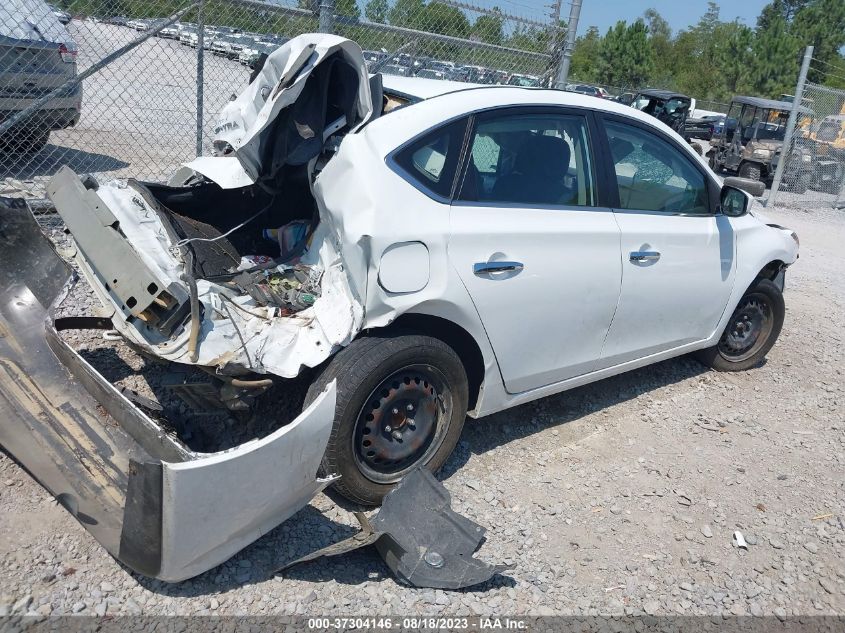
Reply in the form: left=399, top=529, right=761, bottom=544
left=768, top=50, right=845, bottom=210
left=1, top=0, right=560, bottom=199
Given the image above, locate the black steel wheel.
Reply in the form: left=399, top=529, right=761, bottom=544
left=304, top=332, right=468, bottom=505
left=717, top=294, right=773, bottom=362
left=695, top=278, right=785, bottom=372
left=352, top=364, right=451, bottom=484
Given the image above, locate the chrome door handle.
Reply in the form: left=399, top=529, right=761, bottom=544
left=630, top=251, right=661, bottom=262
left=473, top=261, right=524, bottom=275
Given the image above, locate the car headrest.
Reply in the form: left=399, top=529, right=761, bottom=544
left=369, top=73, right=384, bottom=120
left=515, top=134, right=571, bottom=180
left=609, top=137, right=635, bottom=163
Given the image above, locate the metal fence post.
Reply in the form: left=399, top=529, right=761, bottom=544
left=318, top=0, right=335, bottom=34
left=196, top=0, right=205, bottom=157
left=765, top=45, right=812, bottom=208
left=554, top=0, right=582, bottom=89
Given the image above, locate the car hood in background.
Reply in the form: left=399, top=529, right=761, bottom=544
left=0, top=0, right=72, bottom=44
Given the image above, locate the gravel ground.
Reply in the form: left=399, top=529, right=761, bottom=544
left=0, top=200, right=843, bottom=618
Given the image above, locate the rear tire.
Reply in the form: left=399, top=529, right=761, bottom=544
left=739, top=162, right=762, bottom=182
left=695, top=278, right=785, bottom=372
left=304, top=332, right=468, bottom=506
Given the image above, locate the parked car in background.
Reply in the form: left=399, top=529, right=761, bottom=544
left=507, top=73, right=539, bottom=87
left=126, top=18, right=150, bottom=30
left=12, top=35, right=799, bottom=584
left=683, top=114, right=725, bottom=141
left=629, top=89, right=692, bottom=135
left=566, top=83, right=609, bottom=99
left=806, top=114, right=845, bottom=193
left=362, top=49, right=386, bottom=69
left=159, top=22, right=182, bottom=39
left=708, top=96, right=814, bottom=192
left=0, top=0, right=81, bottom=153
left=381, top=63, right=412, bottom=77
left=105, top=15, right=129, bottom=26
left=48, top=4, right=71, bottom=24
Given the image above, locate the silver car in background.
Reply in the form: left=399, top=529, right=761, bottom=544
left=0, top=0, right=81, bottom=153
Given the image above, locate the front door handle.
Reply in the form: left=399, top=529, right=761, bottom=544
left=630, top=251, right=661, bottom=262
left=473, top=261, right=524, bottom=275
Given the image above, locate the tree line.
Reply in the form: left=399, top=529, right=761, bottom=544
left=570, top=0, right=845, bottom=100
left=61, top=0, right=844, bottom=101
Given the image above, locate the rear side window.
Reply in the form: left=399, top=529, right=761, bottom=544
left=392, top=118, right=468, bottom=199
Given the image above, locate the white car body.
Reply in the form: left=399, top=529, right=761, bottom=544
left=39, top=34, right=799, bottom=581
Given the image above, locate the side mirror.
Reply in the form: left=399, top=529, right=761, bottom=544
left=720, top=178, right=763, bottom=217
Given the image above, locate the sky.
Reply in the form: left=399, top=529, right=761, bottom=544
left=491, top=0, right=772, bottom=36
left=572, top=0, right=769, bottom=36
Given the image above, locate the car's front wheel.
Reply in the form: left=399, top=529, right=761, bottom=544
left=696, top=278, right=785, bottom=372
left=305, top=332, right=468, bottom=505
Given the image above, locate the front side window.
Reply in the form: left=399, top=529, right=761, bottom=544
left=458, top=112, right=596, bottom=207
left=604, top=119, right=709, bottom=215
left=392, top=118, right=467, bottom=199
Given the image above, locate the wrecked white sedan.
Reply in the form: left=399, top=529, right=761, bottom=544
left=0, top=34, right=799, bottom=582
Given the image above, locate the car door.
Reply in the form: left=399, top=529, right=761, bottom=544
left=447, top=107, right=622, bottom=394
left=596, top=115, right=736, bottom=368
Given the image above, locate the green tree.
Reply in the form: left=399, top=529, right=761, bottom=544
left=471, top=8, right=504, bottom=45
left=423, top=2, right=470, bottom=37
left=335, top=0, right=361, bottom=20
left=644, top=9, right=672, bottom=85
left=365, top=0, right=388, bottom=23
left=749, top=13, right=800, bottom=96
left=791, top=0, right=845, bottom=82
left=713, top=21, right=755, bottom=95
left=597, top=19, right=653, bottom=88
left=570, top=26, right=601, bottom=82
left=388, top=0, right=426, bottom=28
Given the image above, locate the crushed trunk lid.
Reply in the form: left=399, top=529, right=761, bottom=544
left=184, top=33, right=374, bottom=189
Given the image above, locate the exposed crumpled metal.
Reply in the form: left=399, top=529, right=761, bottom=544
left=278, top=468, right=511, bottom=589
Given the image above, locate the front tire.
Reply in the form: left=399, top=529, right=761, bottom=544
left=305, top=332, right=468, bottom=505
left=696, top=278, right=785, bottom=372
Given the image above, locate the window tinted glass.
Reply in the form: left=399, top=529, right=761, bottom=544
left=459, top=112, right=596, bottom=207
left=605, top=120, right=709, bottom=214
left=393, top=118, right=466, bottom=198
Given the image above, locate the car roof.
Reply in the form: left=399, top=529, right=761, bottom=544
left=380, top=74, right=482, bottom=100
left=636, top=89, right=690, bottom=100
left=731, top=95, right=813, bottom=115
left=364, top=84, right=708, bottom=169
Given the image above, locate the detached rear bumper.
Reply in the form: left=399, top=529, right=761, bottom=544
left=0, top=199, right=336, bottom=582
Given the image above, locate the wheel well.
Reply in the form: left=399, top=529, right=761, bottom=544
left=380, top=313, right=485, bottom=411
left=757, top=260, right=785, bottom=281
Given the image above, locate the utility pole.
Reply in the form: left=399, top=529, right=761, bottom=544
left=554, top=0, right=582, bottom=90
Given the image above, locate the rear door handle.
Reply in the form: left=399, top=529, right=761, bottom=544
left=630, top=251, right=661, bottom=262
left=473, top=261, right=524, bottom=275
